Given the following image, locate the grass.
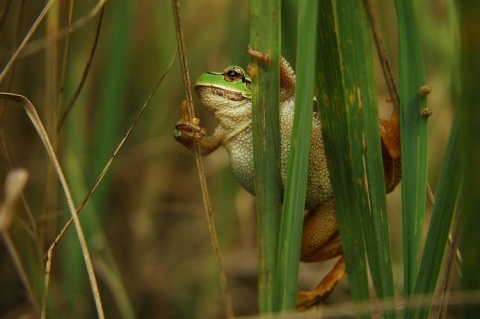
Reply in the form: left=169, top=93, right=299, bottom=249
left=315, top=1, right=371, bottom=314
left=0, top=0, right=476, bottom=318
left=394, top=0, right=428, bottom=298
left=459, top=1, right=480, bottom=317
left=249, top=0, right=282, bottom=313
left=275, top=0, right=318, bottom=311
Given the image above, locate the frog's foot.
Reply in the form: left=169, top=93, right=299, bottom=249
left=174, top=99, right=206, bottom=147
left=174, top=120, right=206, bottom=141
left=378, top=109, right=401, bottom=193
left=246, top=45, right=271, bottom=64
left=174, top=119, right=207, bottom=149
left=379, top=116, right=400, bottom=161
left=297, top=257, right=346, bottom=309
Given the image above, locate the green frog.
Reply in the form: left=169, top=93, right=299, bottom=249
left=174, top=57, right=401, bottom=307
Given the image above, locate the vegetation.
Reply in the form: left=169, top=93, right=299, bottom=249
left=0, top=0, right=476, bottom=318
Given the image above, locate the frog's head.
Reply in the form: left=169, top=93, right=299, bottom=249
left=195, top=65, right=252, bottom=122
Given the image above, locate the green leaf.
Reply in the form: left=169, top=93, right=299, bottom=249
left=459, top=1, right=480, bottom=317
left=409, top=111, right=460, bottom=319
left=249, top=0, right=282, bottom=313
left=394, top=0, right=429, bottom=296
left=316, top=1, right=370, bottom=315
left=275, top=0, right=318, bottom=311
left=336, top=1, right=396, bottom=318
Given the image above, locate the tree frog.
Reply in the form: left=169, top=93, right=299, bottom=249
left=174, top=57, right=401, bottom=307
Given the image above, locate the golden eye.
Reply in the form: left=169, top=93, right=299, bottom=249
left=223, top=67, right=243, bottom=82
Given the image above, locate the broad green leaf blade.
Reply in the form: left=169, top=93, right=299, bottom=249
left=459, top=1, right=480, bottom=317
left=394, top=0, right=428, bottom=296
left=336, top=1, right=396, bottom=317
left=409, top=112, right=460, bottom=319
left=249, top=0, right=282, bottom=313
left=275, top=0, right=318, bottom=311
left=316, top=1, right=370, bottom=315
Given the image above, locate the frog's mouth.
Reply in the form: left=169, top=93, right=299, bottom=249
left=195, top=85, right=249, bottom=102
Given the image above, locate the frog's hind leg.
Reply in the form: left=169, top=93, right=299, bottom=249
left=300, top=200, right=342, bottom=262
left=297, top=257, right=346, bottom=309
left=297, top=200, right=346, bottom=308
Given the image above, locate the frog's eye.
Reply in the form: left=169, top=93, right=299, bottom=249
left=223, top=67, right=244, bottom=83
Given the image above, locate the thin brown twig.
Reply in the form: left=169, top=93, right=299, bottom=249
left=171, top=0, right=234, bottom=317
left=42, top=248, right=53, bottom=318
left=57, top=4, right=106, bottom=131
left=171, top=0, right=195, bottom=119
left=363, top=0, right=399, bottom=113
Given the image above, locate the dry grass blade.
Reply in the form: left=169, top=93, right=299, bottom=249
left=19, top=0, right=108, bottom=58
left=0, top=169, right=39, bottom=313
left=57, top=4, right=106, bottom=130
left=3, top=234, right=39, bottom=313
left=0, top=169, right=29, bottom=235
left=0, top=0, right=26, bottom=119
left=45, top=52, right=175, bottom=259
left=57, top=0, right=74, bottom=111
left=171, top=0, right=234, bottom=317
left=0, top=93, right=105, bottom=319
left=0, top=0, right=55, bottom=84
left=438, top=211, right=461, bottom=318
left=171, top=0, right=194, bottom=118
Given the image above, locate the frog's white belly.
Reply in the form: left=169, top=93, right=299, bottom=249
left=224, top=108, right=333, bottom=210
left=225, top=128, right=256, bottom=195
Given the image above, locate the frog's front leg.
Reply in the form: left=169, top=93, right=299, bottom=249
left=174, top=101, right=225, bottom=155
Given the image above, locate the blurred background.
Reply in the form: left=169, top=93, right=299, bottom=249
left=0, top=0, right=455, bottom=318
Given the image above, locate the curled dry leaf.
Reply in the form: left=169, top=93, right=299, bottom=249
left=0, top=169, right=29, bottom=234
